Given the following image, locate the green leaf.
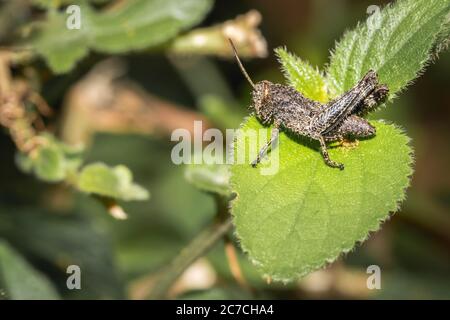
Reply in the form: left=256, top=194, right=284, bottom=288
left=77, top=162, right=149, bottom=201
left=229, top=0, right=449, bottom=282
left=231, top=117, right=413, bottom=281
left=0, top=240, right=60, bottom=300
left=326, top=0, right=450, bottom=98
left=29, top=0, right=213, bottom=73
left=275, top=48, right=328, bottom=102
left=184, top=162, right=231, bottom=197
left=15, top=134, right=83, bottom=183
left=34, top=145, right=66, bottom=182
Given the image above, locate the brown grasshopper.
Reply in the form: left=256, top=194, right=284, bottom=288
left=229, top=40, right=388, bottom=170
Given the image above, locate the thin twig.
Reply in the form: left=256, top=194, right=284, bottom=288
left=148, top=215, right=233, bottom=299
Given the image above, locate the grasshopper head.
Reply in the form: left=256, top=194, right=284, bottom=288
left=251, top=80, right=275, bottom=124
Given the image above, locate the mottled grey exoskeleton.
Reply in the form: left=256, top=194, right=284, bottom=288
left=229, top=40, right=388, bottom=170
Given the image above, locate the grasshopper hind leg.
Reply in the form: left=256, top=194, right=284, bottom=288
left=318, top=136, right=344, bottom=170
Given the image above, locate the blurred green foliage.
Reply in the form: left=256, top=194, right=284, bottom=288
left=30, top=0, right=213, bottom=73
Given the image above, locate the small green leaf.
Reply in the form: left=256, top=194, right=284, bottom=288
left=184, top=162, right=231, bottom=197
left=0, top=240, right=60, bottom=300
left=326, top=0, right=450, bottom=98
left=77, top=162, right=149, bottom=201
left=275, top=47, right=328, bottom=102
left=15, top=134, right=83, bottom=183
left=231, top=117, right=413, bottom=281
left=34, top=145, right=66, bottom=182
left=29, top=0, right=213, bottom=73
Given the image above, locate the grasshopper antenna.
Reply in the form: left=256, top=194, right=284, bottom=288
left=228, top=38, right=255, bottom=88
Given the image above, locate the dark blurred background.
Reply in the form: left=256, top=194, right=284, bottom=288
left=0, top=0, right=449, bottom=299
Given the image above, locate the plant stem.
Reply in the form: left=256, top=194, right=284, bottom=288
left=147, top=213, right=233, bottom=299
